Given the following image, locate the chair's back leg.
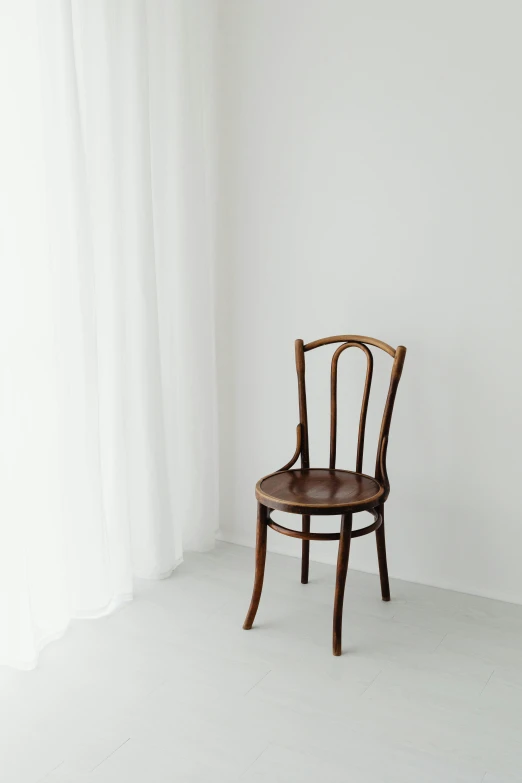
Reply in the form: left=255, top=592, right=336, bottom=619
left=375, top=505, right=390, bottom=601
left=332, top=513, right=353, bottom=656
left=301, top=514, right=310, bottom=583
left=243, top=503, right=268, bottom=630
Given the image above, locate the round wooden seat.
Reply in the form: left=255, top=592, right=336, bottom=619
left=256, top=468, right=384, bottom=515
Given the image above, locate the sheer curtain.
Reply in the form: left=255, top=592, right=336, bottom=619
left=0, top=0, right=218, bottom=669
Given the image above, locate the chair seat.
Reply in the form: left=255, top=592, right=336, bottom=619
left=256, top=468, right=384, bottom=516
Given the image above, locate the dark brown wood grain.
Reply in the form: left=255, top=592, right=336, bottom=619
left=256, top=468, right=383, bottom=515
left=265, top=507, right=382, bottom=541
left=329, top=342, right=373, bottom=473
left=375, top=346, right=406, bottom=494
left=278, top=424, right=302, bottom=472
left=304, top=334, right=395, bottom=357
left=243, top=334, right=406, bottom=656
left=375, top=504, right=390, bottom=601
left=301, top=514, right=310, bottom=584
left=267, top=517, right=340, bottom=541
left=333, top=513, right=353, bottom=656
left=242, top=502, right=268, bottom=630
left=295, top=339, right=310, bottom=469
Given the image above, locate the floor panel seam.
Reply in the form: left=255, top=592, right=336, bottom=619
left=237, top=744, right=270, bottom=779
left=359, top=669, right=382, bottom=697
left=90, top=737, right=131, bottom=773
left=244, top=669, right=271, bottom=696
left=478, top=669, right=495, bottom=696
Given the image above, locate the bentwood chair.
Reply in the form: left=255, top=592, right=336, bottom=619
left=243, top=335, right=406, bottom=656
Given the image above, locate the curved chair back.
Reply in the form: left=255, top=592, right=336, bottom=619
left=295, top=335, right=406, bottom=496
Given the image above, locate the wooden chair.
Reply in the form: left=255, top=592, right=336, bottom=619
left=243, top=335, right=407, bottom=655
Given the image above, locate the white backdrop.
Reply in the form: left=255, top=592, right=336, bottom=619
left=2, top=0, right=522, bottom=671
left=0, top=0, right=218, bottom=669
left=215, top=0, right=522, bottom=604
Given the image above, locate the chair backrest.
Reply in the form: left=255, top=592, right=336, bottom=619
left=295, top=335, right=406, bottom=494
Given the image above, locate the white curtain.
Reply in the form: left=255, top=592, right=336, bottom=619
left=0, top=0, right=218, bottom=669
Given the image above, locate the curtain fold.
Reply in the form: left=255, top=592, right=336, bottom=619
left=0, top=0, right=218, bottom=669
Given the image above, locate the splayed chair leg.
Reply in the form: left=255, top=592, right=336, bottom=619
left=243, top=503, right=268, bottom=630
left=375, top=505, right=390, bottom=601
left=332, top=513, right=353, bottom=656
left=301, top=515, right=310, bottom=584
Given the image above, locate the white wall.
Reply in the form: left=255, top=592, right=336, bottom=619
left=215, top=0, right=522, bottom=604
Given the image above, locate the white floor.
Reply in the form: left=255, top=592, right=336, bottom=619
left=2, top=543, right=522, bottom=783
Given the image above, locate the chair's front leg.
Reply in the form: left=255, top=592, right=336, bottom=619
left=243, top=502, right=268, bottom=630
left=301, top=515, right=310, bottom=584
left=375, top=504, right=390, bottom=601
left=332, top=513, right=353, bottom=656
